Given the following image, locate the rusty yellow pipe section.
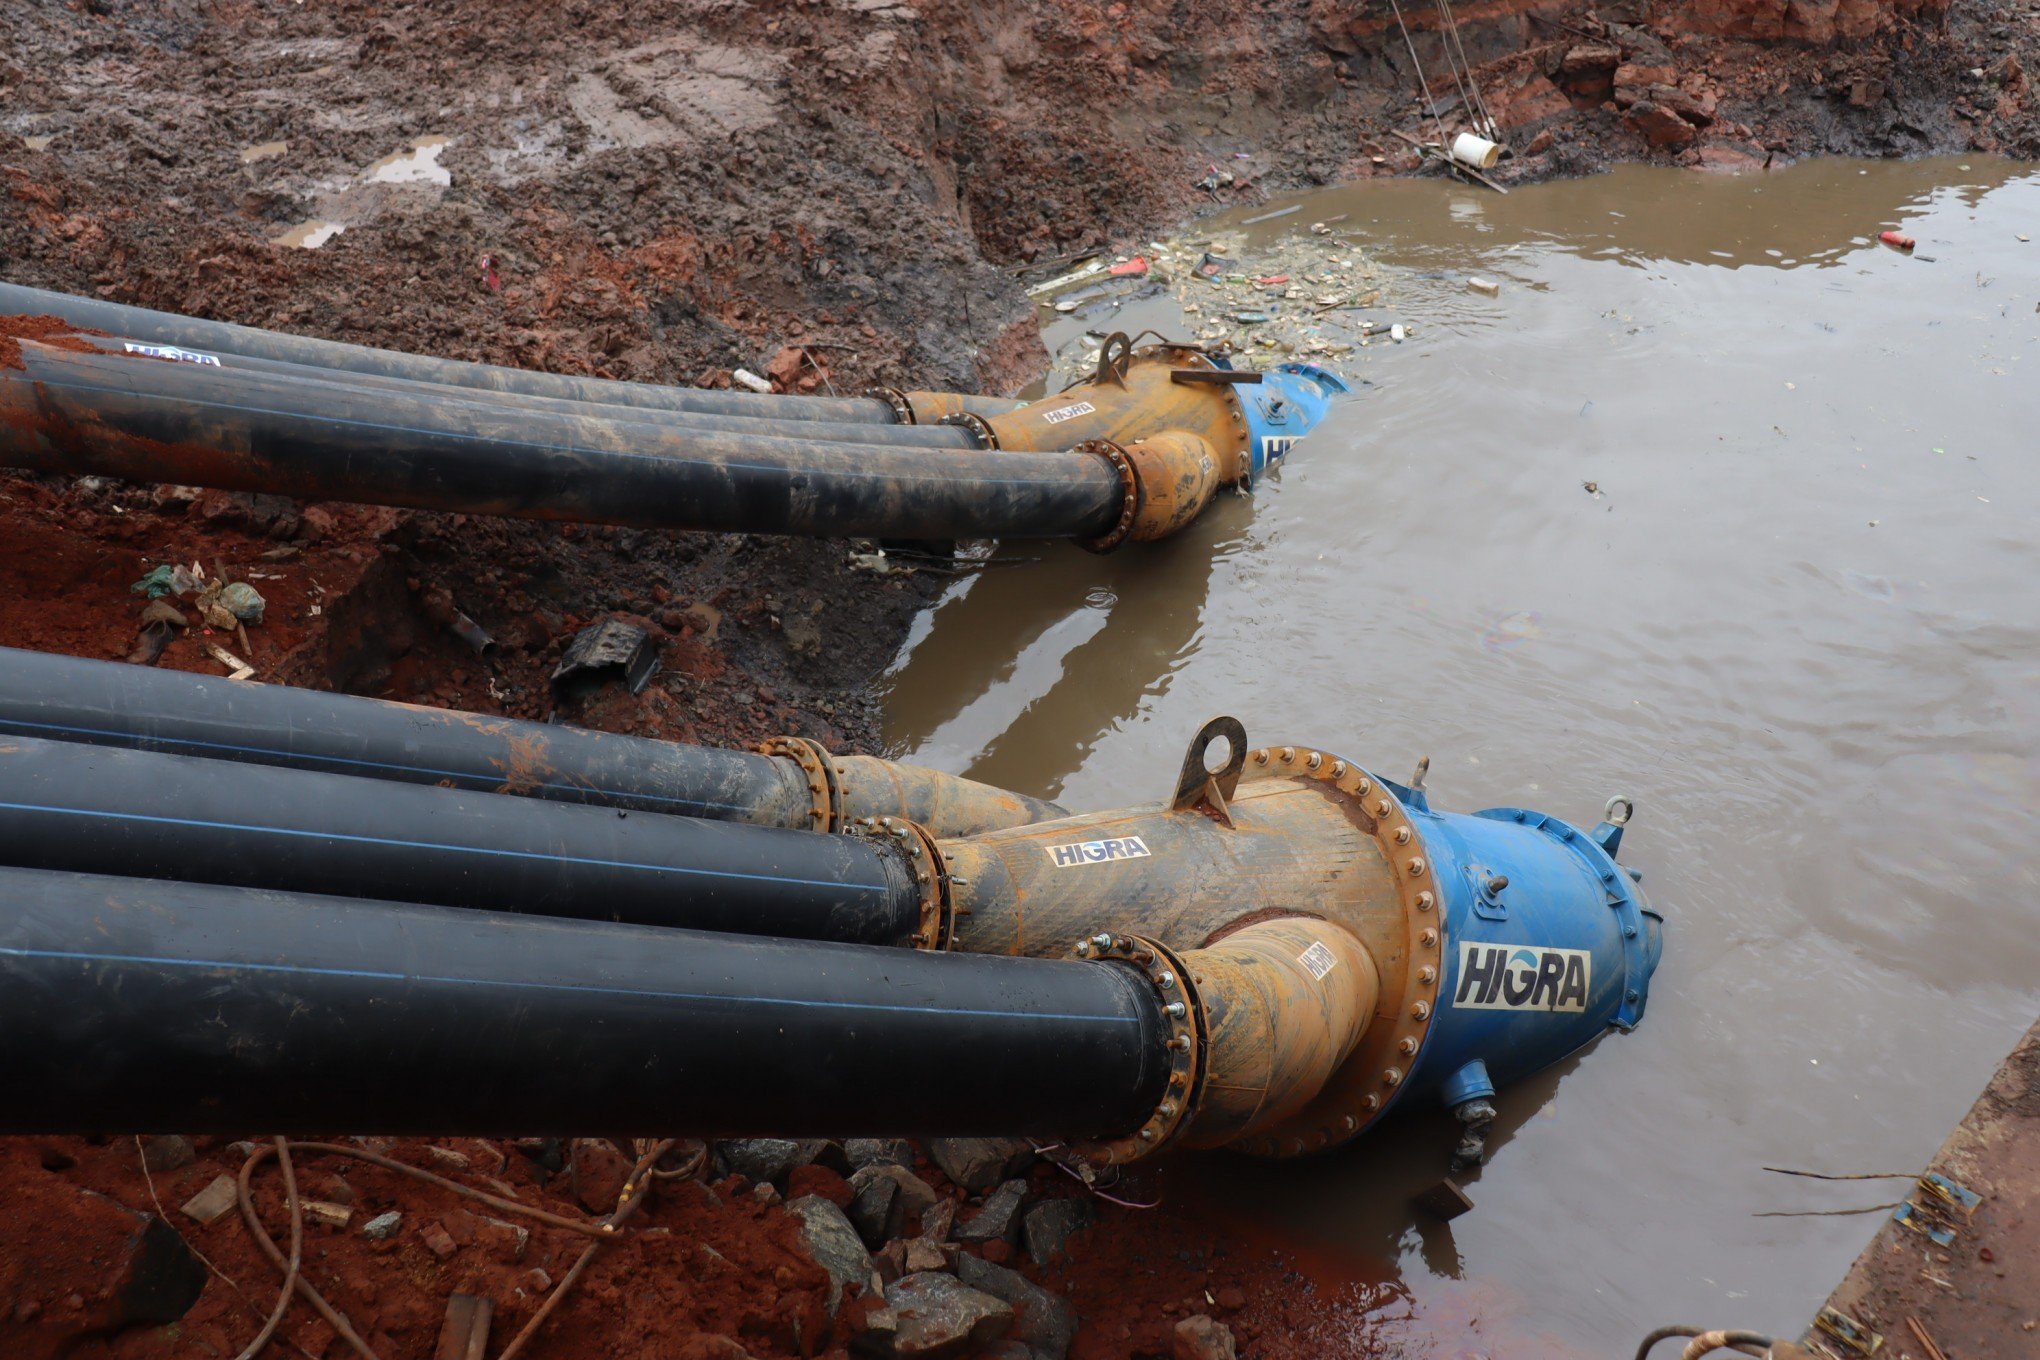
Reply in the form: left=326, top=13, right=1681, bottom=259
left=757, top=736, right=1064, bottom=836
left=904, top=343, right=1251, bottom=473
left=1172, top=919, right=1378, bottom=1148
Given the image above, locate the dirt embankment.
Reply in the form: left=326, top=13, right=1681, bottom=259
left=0, top=0, right=2035, bottom=1357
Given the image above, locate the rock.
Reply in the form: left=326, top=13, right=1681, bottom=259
left=569, top=1138, right=634, bottom=1214
left=844, top=1138, right=914, bottom=1171
left=423, top=1145, right=471, bottom=1172
left=716, top=1138, right=805, bottom=1186
left=2, top=1184, right=207, bottom=1350
left=420, top=1221, right=459, bottom=1260
left=1614, top=61, right=1676, bottom=92
left=1021, top=1198, right=1096, bottom=1267
left=1497, top=74, right=1572, bottom=128
left=1560, top=43, right=1621, bottom=76
left=1848, top=76, right=1886, bottom=108
left=956, top=1253, right=1076, bottom=1360
left=302, top=1200, right=352, bottom=1230
left=752, top=1182, right=783, bottom=1206
left=955, top=1178, right=1029, bottom=1246
left=178, top=1175, right=238, bottom=1225
left=903, top=1239, right=952, bottom=1274
left=847, top=1169, right=900, bottom=1247
left=851, top=1301, right=900, bottom=1356
left=141, top=1135, right=195, bottom=1173
left=482, top=1217, right=529, bottom=1263
left=848, top=1164, right=939, bottom=1240
left=788, top=1194, right=875, bottom=1315
left=1656, top=86, right=1716, bottom=127
left=926, top=1137, right=1033, bottom=1193
left=919, top=1198, right=957, bottom=1243
left=1628, top=101, right=1699, bottom=147
left=886, top=1271, right=1015, bottom=1359
left=1526, top=128, right=1556, bottom=156
left=1213, top=1285, right=1246, bottom=1312
left=362, top=1211, right=403, bottom=1241
left=1172, top=1314, right=1238, bottom=1360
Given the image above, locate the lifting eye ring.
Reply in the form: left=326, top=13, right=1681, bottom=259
left=1603, top=795, right=1634, bottom=827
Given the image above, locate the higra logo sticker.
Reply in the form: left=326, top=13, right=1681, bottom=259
left=1452, top=942, right=1591, bottom=1013
left=123, top=342, right=221, bottom=367
left=1040, top=401, right=1097, bottom=425
left=1045, top=836, right=1151, bottom=868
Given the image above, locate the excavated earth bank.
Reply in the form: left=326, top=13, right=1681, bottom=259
left=0, top=0, right=2034, bottom=1355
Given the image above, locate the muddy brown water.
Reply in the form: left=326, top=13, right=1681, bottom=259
left=882, top=156, right=2039, bottom=1352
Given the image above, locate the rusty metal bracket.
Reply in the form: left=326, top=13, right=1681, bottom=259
left=1062, top=932, right=1204, bottom=1171
left=1169, top=369, right=1264, bottom=386
left=1171, top=716, right=1247, bottom=828
left=866, top=386, right=915, bottom=424
left=756, top=734, right=842, bottom=831
left=1093, top=332, right=1135, bottom=388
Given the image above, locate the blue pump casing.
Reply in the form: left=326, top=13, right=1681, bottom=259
left=1385, top=783, right=1664, bottom=1113
left=1234, top=361, right=1349, bottom=484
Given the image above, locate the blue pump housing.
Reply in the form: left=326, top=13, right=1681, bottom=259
left=1387, top=784, right=1664, bottom=1114
left=1234, top=361, right=1349, bottom=484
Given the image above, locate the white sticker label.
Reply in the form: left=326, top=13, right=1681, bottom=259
left=1298, top=940, right=1338, bottom=980
left=123, top=342, right=221, bottom=367
left=1044, top=835, right=1150, bottom=868
left=1261, top=434, right=1299, bottom=464
left=1452, top=943, right=1592, bottom=1013
left=1040, top=400, right=1097, bottom=425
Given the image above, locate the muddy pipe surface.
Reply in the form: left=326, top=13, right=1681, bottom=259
left=59, top=331, right=982, bottom=449
left=0, top=647, right=1063, bottom=834
left=0, top=340, right=1125, bottom=542
left=0, top=734, right=924, bottom=944
left=0, top=282, right=900, bottom=424
left=0, top=645, right=814, bottom=824
left=0, top=867, right=1170, bottom=1136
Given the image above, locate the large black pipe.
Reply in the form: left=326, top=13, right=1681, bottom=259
left=0, top=281, right=898, bottom=424
left=0, top=867, right=1168, bottom=1136
left=60, top=330, right=982, bottom=450
left=0, top=645, right=815, bottom=824
left=0, top=734, right=923, bottom=944
left=0, top=340, right=1124, bottom=541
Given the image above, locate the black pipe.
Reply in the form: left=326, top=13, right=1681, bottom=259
left=0, top=867, right=1169, bottom=1136
left=0, top=645, right=816, bottom=824
left=0, top=734, right=923, bottom=944
left=0, top=282, right=898, bottom=424
left=60, top=331, right=982, bottom=450
left=1, top=340, right=1125, bottom=542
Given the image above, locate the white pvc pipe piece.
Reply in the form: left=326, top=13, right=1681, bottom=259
left=1451, top=132, right=1502, bottom=170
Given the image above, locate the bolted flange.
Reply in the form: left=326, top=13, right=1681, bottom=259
left=1062, top=932, right=1204, bottom=1171
left=1231, top=745, right=1446, bottom=1156
left=755, top=734, right=842, bottom=831
left=846, top=814, right=953, bottom=950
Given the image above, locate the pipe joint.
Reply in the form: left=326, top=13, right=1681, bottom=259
left=845, top=815, right=953, bottom=950
left=756, top=735, right=1065, bottom=838
left=1061, top=933, right=1204, bottom=1171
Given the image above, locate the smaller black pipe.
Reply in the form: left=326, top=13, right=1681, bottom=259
left=0, top=867, right=1169, bottom=1136
left=0, top=341, right=1125, bottom=542
left=0, top=645, right=816, bottom=825
left=0, top=735, right=922, bottom=944
left=0, top=282, right=900, bottom=424
left=61, top=332, right=982, bottom=450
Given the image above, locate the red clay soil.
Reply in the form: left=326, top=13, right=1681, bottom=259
left=0, top=313, right=101, bottom=370
left=0, top=0, right=2035, bottom=1357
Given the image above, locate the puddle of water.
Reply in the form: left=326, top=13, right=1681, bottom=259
left=240, top=140, right=289, bottom=164
left=272, top=219, right=345, bottom=250
left=882, top=156, right=2040, bottom=1350
left=364, top=135, right=452, bottom=186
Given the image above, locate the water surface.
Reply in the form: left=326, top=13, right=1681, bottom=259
left=882, top=156, right=2039, bottom=1351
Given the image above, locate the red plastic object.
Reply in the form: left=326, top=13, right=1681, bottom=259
left=1879, top=230, right=1915, bottom=252
left=1254, top=274, right=1291, bottom=286
left=1108, top=257, right=1149, bottom=277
